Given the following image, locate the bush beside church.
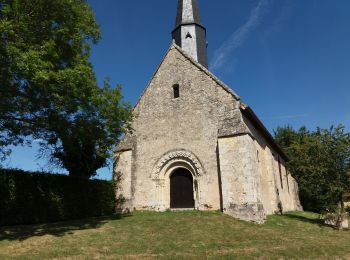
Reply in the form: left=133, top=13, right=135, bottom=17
left=0, top=169, right=115, bottom=226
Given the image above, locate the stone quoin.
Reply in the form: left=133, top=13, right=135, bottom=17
left=113, top=0, right=302, bottom=223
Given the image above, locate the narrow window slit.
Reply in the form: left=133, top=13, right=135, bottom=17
left=286, top=170, right=290, bottom=193
left=173, top=84, right=180, bottom=99
left=278, top=156, right=283, bottom=189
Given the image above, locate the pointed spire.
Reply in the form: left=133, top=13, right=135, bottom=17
left=172, top=0, right=208, bottom=68
left=175, top=0, right=202, bottom=27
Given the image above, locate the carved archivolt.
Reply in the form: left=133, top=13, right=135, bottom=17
left=152, top=150, right=204, bottom=179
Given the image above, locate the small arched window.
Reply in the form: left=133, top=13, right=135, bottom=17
left=186, top=32, right=192, bottom=39
left=173, top=84, right=180, bottom=99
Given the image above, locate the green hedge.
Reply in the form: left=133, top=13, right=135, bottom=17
left=0, top=169, right=115, bottom=226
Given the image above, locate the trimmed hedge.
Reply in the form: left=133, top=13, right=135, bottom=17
left=0, top=169, right=115, bottom=226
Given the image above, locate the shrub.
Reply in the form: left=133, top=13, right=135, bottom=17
left=0, top=169, right=115, bottom=226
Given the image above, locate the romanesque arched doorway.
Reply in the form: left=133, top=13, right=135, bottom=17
left=170, top=168, right=195, bottom=208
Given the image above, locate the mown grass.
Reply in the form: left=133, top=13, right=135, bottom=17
left=0, top=211, right=349, bottom=259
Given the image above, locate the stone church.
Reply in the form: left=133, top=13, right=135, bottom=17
left=114, top=0, right=302, bottom=223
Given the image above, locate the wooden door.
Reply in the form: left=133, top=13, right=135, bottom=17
left=170, top=168, right=194, bottom=208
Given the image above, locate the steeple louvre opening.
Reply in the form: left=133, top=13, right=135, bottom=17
left=172, top=0, right=208, bottom=68
left=186, top=32, right=192, bottom=39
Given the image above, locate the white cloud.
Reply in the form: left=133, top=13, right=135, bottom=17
left=261, top=0, right=295, bottom=41
left=210, top=0, right=271, bottom=71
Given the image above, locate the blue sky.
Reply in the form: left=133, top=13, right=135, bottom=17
left=5, top=0, right=350, bottom=179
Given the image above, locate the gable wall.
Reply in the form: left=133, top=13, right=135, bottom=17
left=129, top=47, right=241, bottom=210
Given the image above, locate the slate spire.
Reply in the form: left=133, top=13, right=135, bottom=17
left=172, top=0, right=208, bottom=68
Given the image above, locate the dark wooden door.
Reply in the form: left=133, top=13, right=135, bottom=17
left=170, top=168, right=194, bottom=208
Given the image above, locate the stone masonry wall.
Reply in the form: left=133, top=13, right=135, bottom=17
left=218, top=135, right=266, bottom=223
left=242, top=115, right=302, bottom=213
left=114, top=150, right=133, bottom=213
left=117, top=45, right=246, bottom=211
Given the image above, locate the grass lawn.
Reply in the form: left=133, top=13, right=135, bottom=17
left=0, top=211, right=349, bottom=259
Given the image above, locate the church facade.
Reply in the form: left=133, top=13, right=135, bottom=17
left=114, top=0, right=302, bottom=223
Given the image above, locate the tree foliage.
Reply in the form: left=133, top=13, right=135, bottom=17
left=0, top=0, right=132, bottom=177
left=274, top=125, right=350, bottom=213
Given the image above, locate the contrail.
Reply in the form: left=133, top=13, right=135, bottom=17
left=210, top=0, right=271, bottom=71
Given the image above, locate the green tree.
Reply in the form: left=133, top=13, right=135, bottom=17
left=0, top=0, right=132, bottom=177
left=275, top=125, right=350, bottom=221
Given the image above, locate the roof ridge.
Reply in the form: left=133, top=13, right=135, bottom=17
left=133, top=45, right=175, bottom=109
left=171, top=42, right=240, bottom=101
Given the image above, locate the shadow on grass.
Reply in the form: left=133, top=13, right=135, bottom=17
left=282, top=213, right=324, bottom=226
left=0, top=214, right=132, bottom=242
